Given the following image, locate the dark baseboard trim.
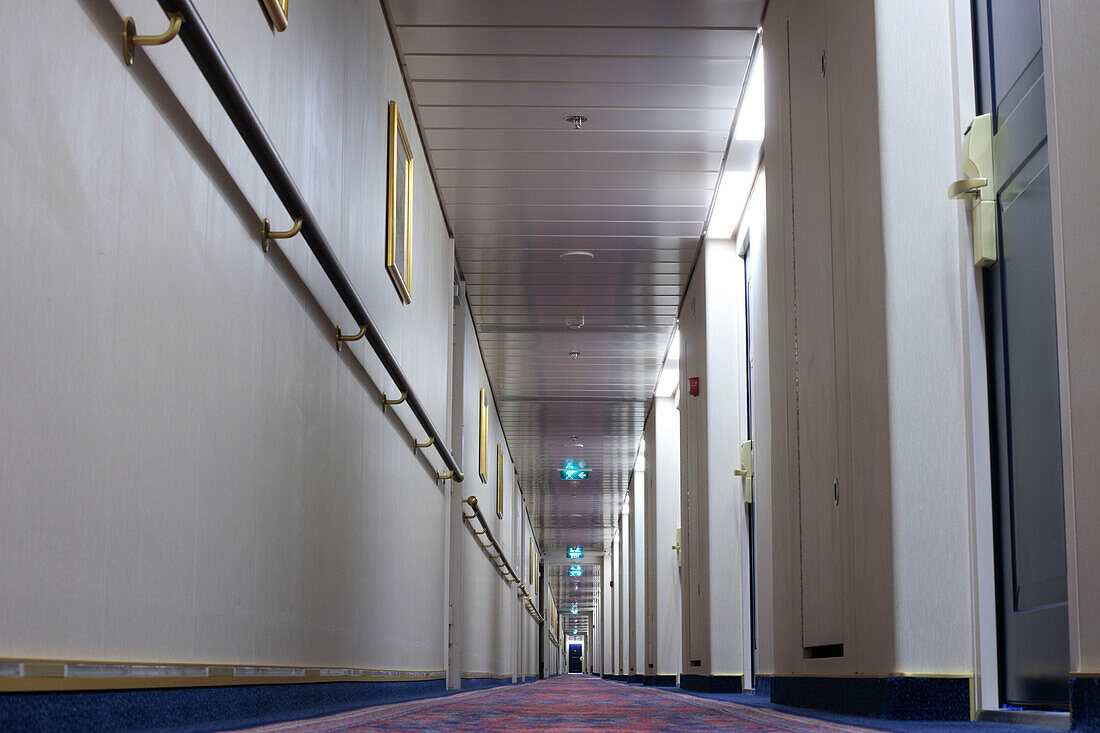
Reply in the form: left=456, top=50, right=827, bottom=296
left=1072, top=677, right=1100, bottom=731
left=459, top=677, right=513, bottom=690
left=0, top=679, right=449, bottom=733
left=754, top=675, right=772, bottom=697
left=644, top=675, right=677, bottom=687
left=765, top=675, right=970, bottom=720
left=629, top=674, right=643, bottom=684
left=680, top=674, right=743, bottom=693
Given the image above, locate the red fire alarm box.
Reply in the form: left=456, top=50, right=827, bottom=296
left=688, top=377, right=700, bottom=396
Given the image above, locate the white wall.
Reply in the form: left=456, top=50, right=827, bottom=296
left=456, top=294, right=521, bottom=679
left=758, top=0, right=976, bottom=680
left=1042, top=0, right=1100, bottom=676
left=678, top=238, right=747, bottom=679
left=630, top=471, right=646, bottom=678
left=0, top=0, right=453, bottom=671
left=643, top=396, right=682, bottom=679
left=875, top=0, right=975, bottom=676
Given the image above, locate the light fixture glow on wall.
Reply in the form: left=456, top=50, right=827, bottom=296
left=707, top=171, right=753, bottom=240
left=734, top=49, right=765, bottom=141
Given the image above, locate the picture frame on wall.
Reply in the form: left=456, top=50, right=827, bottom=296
left=386, top=100, right=413, bottom=304
left=260, top=0, right=289, bottom=32
left=478, top=388, right=488, bottom=482
left=496, top=444, right=504, bottom=519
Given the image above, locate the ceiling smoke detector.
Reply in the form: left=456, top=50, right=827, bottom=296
left=565, top=114, right=589, bottom=130
left=560, top=250, right=595, bottom=259
left=569, top=350, right=579, bottom=360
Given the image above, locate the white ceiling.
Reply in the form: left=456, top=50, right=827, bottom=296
left=381, top=0, right=765, bottom=615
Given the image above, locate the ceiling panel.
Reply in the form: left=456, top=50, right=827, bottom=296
left=406, top=55, right=748, bottom=86
left=418, top=106, right=736, bottom=131
left=412, top=81, right=741, bottom=109
left=393, top=27, right=757, bottom=58
left=387, top=0, right=763, bottom=28
left=381, top=0, right=764, bottom=615
left=424, top=129, right=728, bottom=153
left=442, top=187, right=713, bottom=207
left=434, top=169, right=718, bottom=189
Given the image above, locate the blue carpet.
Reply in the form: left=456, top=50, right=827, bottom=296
left=662, top=685, right=1060, bottom=733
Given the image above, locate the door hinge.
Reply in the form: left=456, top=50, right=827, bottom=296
left=821, top=51, right=827, bottom=77
left=833, top=478, right=839, bottom=507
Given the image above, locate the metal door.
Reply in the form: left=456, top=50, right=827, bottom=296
left=973, top=0, right=1069, bottom=708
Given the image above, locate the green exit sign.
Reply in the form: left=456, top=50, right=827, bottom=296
left=560, top=461, right=590, bottom=481
left=567, top=547, right=584, bottom=559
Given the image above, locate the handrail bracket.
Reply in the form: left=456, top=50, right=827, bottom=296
left=123, top=13, right=183, bottom=66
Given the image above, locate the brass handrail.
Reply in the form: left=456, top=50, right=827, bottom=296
left=518, top=584, right=545, bottom=625
left=127, top=0, right=464, bottom=483
left=462, top=497, right=520, bottom=585
left=462, top=497, right=544, bottom=624
left=548, top=630, right=560, bottom=648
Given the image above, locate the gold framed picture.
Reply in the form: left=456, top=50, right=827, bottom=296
left=386, top=100, right=413, bottom=304
left=529, top=538, right=534, bottom=584
left=478, top=389, right=488, bottom=482
left=496, top=444, right=504, bottom=519
left=261, top=0, right=289, bottom=32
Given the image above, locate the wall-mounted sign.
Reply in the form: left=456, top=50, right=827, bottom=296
left=567, top=546, right=584, bottom=559
left=569, top=565, right=583, bottom=577
left=571, top=603, right=579, bottom=614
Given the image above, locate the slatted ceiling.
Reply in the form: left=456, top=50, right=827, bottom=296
left=548, top=562, right=601, bottom=614
left=445, top=188, right=714, bottom=207
left=436, top=168, right=720, bottom=189
left=416, top=83, right=742, bottom=110
left=395, top=27, right=756, bottom=57
left=406, top=56, right=749, bottom=86
left=388, top=0, right=762, bottom=27
left=427, top=130, right=729, bottom=153
left=420, top=106, right=737, bottom=131
left=382, top=0, right=763, bottom=610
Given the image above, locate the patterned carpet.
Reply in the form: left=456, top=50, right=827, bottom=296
left=230, top=675, right=879, bottom=732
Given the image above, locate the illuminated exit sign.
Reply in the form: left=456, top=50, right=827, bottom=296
left=567, top=547, right=584, bottom=559
left=571, top=603, right=579, bottom=614
left=560, top=461, right=590, bottom=481
left=569, top=565, right=583, bottom=577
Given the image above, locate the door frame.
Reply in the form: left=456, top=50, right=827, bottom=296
left=948, top=0, right=1002, bottom=714
left=951, top=0, right=1076, bottom=714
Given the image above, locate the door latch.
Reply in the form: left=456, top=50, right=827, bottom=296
left=734, top=439, right=755, bottom=503
left=949, top=113, right=997, bottom=267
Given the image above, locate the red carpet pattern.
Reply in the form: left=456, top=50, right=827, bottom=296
left=231, top=675, right=878, bottom=732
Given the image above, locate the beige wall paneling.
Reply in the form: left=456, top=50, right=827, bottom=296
left=761, top=0, right=977, bottom=683
left=457, top=297, right=522, bottom=679
left=630, top=472, right=646, bottom=678
left=875, top=0, right=976, bottom=677
left=787, top=0, right=846, bottom=654
left=643, top=397, right=683, bottom=679
left=739, top=177, right=772, bottom=677
left=678, top=239, right=748, bottom=680
left=607, top=548, right=616, bottom=673
left=1042, top=0, right=1100, bottom=676
left=0, top=0, right=456, bottom=673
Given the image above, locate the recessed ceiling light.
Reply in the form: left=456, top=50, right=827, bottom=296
left=560, top=250, right=595, bottom=259
left=565, top=115, right=589, bottom=130
left=569, top=350, right=580, bottom=360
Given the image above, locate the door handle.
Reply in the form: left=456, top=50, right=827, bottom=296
left=949, top=114, right=997, bottom=266
left=948, top=177, right=987, bottom=200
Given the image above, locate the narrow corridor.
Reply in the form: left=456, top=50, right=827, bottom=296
left=231, top=676, right=1056, bottom=733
